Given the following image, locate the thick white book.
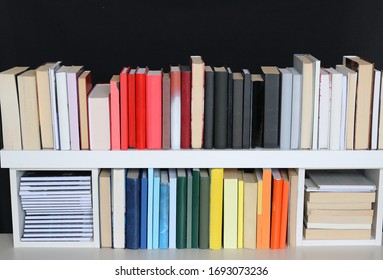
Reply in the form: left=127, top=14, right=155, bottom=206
left=24, top=227, right=93, bottom=233
left=170, top=66, right=181, bottom=149
left=371, top=69, right=381, bottom=149
left=168, top=168, right=177, bottom=249
left=278, top=68, right=293, bottom=150
left=25, top=223, right=93, bottom=229
left=288, top=67, right=302, bottom=149
left=318, top=69, right=330, bottom=149
left=25, top=210, right=93, bottom=216
left=25, top=214, right=93, bottom=220
left=48, top=61, right=62, bottom=150
left=339, top=73, right=348, bottom=150
left=20, top=171, right=91, bottom=182
left=56, top=66, right=71, bottom=150
left=112, top=168, right=125, bottom=249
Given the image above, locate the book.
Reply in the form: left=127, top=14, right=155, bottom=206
left=243, top=171, right=257, bottom=249
left=237, top=170, right=244, bottom=249
left=176, top=169, right=187, bottom=249
left=304, top=221, right=372, bottom=230
left=88, top=84, right=111, bottom=150
left=306, top=201, right=372, bottom=210
left=232, top=73, right=244, bottom=149
left=214, top=67, right=228, bottom=149
left=304, top=228, right=371, bottom=240
left=162, top=72, right=171, bottom=150
left=305, top=214, right=373, bottom=224
left=168, top=169, right=177, bottom=249
left=110, top=75, right=121, bottom=150
left=209, top=168, right=224, bottom=249
left=17, top=69, right=41, bottom=150
left=120, top=67, right=130, bottom=150
left=78, top=71, right=92, bottom=150
left=270, top=169, right=283, bottom=249
left=191, top=168, right=200, bottom=248
left=199, top=169, right=210, bottom=249
left=128, top=68, right=136, bottom=148
left=279, top=170, right=290, bottom=249
left=371, top=69, right=381, bottom=150
left=279, top=68, right=293, bottom=150
left=136, top=67, right=148, bottom=149
left=251, top=74, right=264, bottom=148
left=0, top=66, right=28, bottom=150
left=159, top=170, right=169, bottom=249
left=223, top=169, right=238, bottom=249
left=170, top=66, right=181, bottom=149
left=305, top=191, right=376, bottom=203
left=203, top=66, right=214, bottom=149
left=186, top=169, right=192, bottom=248
left=190, top=55, right=205, bottom=148
left=67, top=66, right=84, bottom=151
left=227, top=67, right=234, bottom=149
left=99, top=169, right=112, bottom=248
left=242, top=69, right=252, bottom=148
left=152, top=169, right=160, bottom=249
left=261, top=66, right=280, bottom=148
left=112, top=168, right=125, bottom=249
left=125, top=169, right=141, bottom=249
left=306, top=209, right=374, bottom=216
left=289, top=68, right=302, bottom=149
left=256, top=168, right=272, bottom=249
left=147, top=168, right=154, bottom=249
left=181, top=65, right=191, bottom=149
left=140, top=169, right=148, bottom=249
left=48, top=62, right=62, bottom=150
left=146, top=70, right=163, bottom=149
left=318, top=69, right=330, bottom=149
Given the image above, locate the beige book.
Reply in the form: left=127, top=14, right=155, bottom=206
left=306, top=201, right=372, bottom=210
left=190, top=55, right=205, bottom=148
left=379, top=72, right=383, bottom=149
left=293, top=55, right=314, bottom=149
left=305, top=191, right=375, bottom=203
left=99, top=169, right=112, bottom=248
left=243, top=171, right=258, bottom=249
left=78, top=71, right=92, bottom=150
left=304, top=228, right=371, bottom=240
left=306, top=209, right=373, bottom=216
left=0, top=66, right=29, bottom=150
left=223, top=169, right=238, bottom=249
left=305, top=214, right=373, bottom=224
left=17, top=70, right=41, bottom=150
left=287, top=169, right=298, bottom=247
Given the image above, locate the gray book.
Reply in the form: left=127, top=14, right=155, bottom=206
left=213, top=66, right=228, bottom=149
left=242, top=69, right=252, bottom=149
left=289, top=67, right=302, bottom=150
left=279, top=68, right=293, bottom=150
left=203, top=66, right=214, bottom=149
left=232, top=73, right=244, bottom=149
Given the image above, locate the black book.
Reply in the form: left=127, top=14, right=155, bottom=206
left=213, top=67, right=228, bottom=149
left=203, top=66, right=214, bottom=149
left=242, top=69, right=252, bottom=148
left=251, top=74, right=265, bottom=148
left=261, top=66, right=280, bottom=148
left=227, top=67, right=234, bottom=149
left=232, top=73, right=244, bottom=149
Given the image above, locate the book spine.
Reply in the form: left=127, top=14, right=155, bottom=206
left=125, top=177, right=141, bottom=249
left=191, top=61, right=205, bottom=148
left=209, top=168, right=224, bottom=249
left=120, top=69, right=129, bottom=150
left=128, top=71, right=136, bottom=148
left=159, top=179, right=169, bottom=249
left=146, top=72, right=162, bottom=149
left=140, top=172, right=148, bottom=249
left=136, top=69, right=147, bottom=149
left=242, top=70, right=252, bottom=148
left=176, top=174, right=187, bottom=248
left=191, top=169, right=200, bottom=248
left=214, top=71, right=228, bottom=149
left=227, top=69, right=234, bottom=148
left=110, top=76, right=121, bottom=150
left=263, top=71, right=280, bottom=148
left=162, top=73, right=171, bottom=150
left=181, top=69, right=191, bottom=149
left=251, top=78, right=264, bottom=148
left=170, top=69, right=181, bottom=149
left=232, top=76, right=244, bottom=149
left=203, top=69, right=214, bottom=149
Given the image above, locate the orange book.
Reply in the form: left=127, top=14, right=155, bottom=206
left=270, top=169, right=283, bottom=249
left=279, top=170, right=290, bottom=249
left=128, top=68, right=136, bottom=148
left=120, top=67, right=130, bottom=150
left=146, top=70, right=162, bottom=149
left=136, top=67, right=148, bottom=149
left=256, top=168, right=272, bottom=249
left=110, top=75, right=120, bottom=150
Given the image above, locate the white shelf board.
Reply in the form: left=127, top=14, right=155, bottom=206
left=2, top=150, right=383, bottom=169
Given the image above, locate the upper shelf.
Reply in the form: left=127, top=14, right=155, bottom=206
left=1, top=149, right=383, bottom=169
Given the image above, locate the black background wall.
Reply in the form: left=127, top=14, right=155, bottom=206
left=1, top=0, right=382, bottom=233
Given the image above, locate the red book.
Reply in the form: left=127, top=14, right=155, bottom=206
left=120, top=67, right=130, bottom=150
left=146, top=70, right=163, bottom=149
left=110, top=75, right=120, bottom=150
left=270, top=169, right=283, bottom=249
left=279, top=170, right=290, bottom=249
left=135, top=67, right=148, bottom=149
left=180, top=65, right=191, bottom=149
left=128, top=68, right=136, bottom=148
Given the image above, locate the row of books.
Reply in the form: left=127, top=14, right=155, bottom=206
left=1, top=54, right=382, bottom=151
left=99, top=168, right=296, bottom=250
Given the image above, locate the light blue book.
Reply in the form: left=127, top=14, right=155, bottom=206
left=159, top=170, right=169, bottom=249
left=152, top=169, right=160, bottom=249
left=147, top=168, right=154, bottom=249
left=168, top=169, right=177, bottom=249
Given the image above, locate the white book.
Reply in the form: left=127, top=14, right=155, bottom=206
left=25, top=219, right=92, bottom=224
left=20, top=190, right=91, bottom=196
left=23, top=232, right=93, bottom=238
left=21, top=194, right=91, bottom=200
left=20, top=171, right=91, bottom=181
left=21, top=237, right=92, bottom=242
left=279, top=68, right=293, bottom=150
left=24, top=228, right=93, bottom=233
left=288, top=67, right=302, bottom=149
left=25, top=214, right=93, bottom=220
left=25, top=210, right=93, bottom=215
left=318, top=69, right=330, bottom=149
left=20, top=181, right=90, bottom=186
left=20, top=185, right=90, bottom=191
left=168, top=168, right=177, bottom=249
left=112, top=168, right=125, bottom=249
left=339, top=73, right=348, bottom=150
left=371, top=69, right=381, bottom=149
left=23, top=206, right=92, bottom=211
left=48, top=61, right=62, bottom=150
left=25, top=223, right=93, bottom=229
left=56, top=66, right=71, bottom=150
left=170, top=66, right=181, bottom=149
left=304, top=220, right=372, bottom=230
left=22, top=199, right=91, bottom=205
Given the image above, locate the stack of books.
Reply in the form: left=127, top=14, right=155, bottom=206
left=19, top=171, right=93, bottom=242
left=303, top=170, right=376, bottom=240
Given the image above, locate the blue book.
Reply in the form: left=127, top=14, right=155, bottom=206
left=125, top=169, right=141, bottom=249
left=147, top=168, right=154, bottom=249
left=140, top=169, right=148, bottom=249
left=159, top=170, right=169, bottom=249
left=168, top=169, right=177, bottom=249
left=152, top=169, right=160, bottom=249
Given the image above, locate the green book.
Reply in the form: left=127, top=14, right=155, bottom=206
left=199, top=169, right=210, bottom=249
left=192, top=168, right=200, bottom=248
left=176, top=169, right=187, bottom=249
left=186, top=169, right=193, bottom=248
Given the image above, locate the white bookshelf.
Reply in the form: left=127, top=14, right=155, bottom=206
left=1, top=149, right=383, bottom=248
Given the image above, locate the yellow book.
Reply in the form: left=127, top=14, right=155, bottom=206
left=223, top=169, right=238, bottom=249
left=209, top=168, right=224, bottom=249
left=237, top=171, right=244, bottom=249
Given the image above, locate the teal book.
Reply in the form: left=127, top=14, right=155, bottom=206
left=159, top=170, right=169, bottom=249
left=192, top=168, right=200, bottom=248
left=186, top=169, right=192, bottom=248
left=152, top=169, right=160, bottom=249
left=199, top=169, right=210, bottom=249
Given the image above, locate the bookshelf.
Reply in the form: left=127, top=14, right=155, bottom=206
left=1, top=149, right=383, bottom=249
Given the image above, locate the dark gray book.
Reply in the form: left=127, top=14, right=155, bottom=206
left=203, top=66, right=214, bottom=149
left=227, top=67, right=233, bottom=149
left=242, top=69, right=252, bottom=148
left=261, top=66, right=280, bottom=148
left=232, top=73, right=244, bottom=149
left=213, top=66, right=228, bottom=149
left=251, top=74, right=264, bottom=148
left=162, top=72, right=171, bottom=150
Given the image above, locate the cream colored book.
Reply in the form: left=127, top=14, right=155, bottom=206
left=306, top=209, right=373, bottom=216
left=223, top=169, right=238, bottom=249
left=243, top=171, right=258, bottom=249
left=112, top=168, right=125, bottom=249
left=287, top=169, right=298, bottom=247
left=237, top=170, right=244, bottom=249
left=304, top=228, right=371, bottom=240
left=99, top=169, right=112, bottom=248
left=306, top=201, right=372, bottom=210
left=305, top=214, right=373, bottom=224
left=305, top=191, right=375, bottom=203
left=78, top=71, right=92, bottom=150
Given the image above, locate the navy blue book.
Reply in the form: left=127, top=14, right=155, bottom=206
left=159, top=170, right=170, bottom=249
left=125, top=169, right=141, bottom=249
left=140, top=169, right=148, bottom=249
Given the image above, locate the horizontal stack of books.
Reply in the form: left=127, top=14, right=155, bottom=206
left=19, top=171, right=93, bottom=242
left=303, top=170, right=376, bottom=240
